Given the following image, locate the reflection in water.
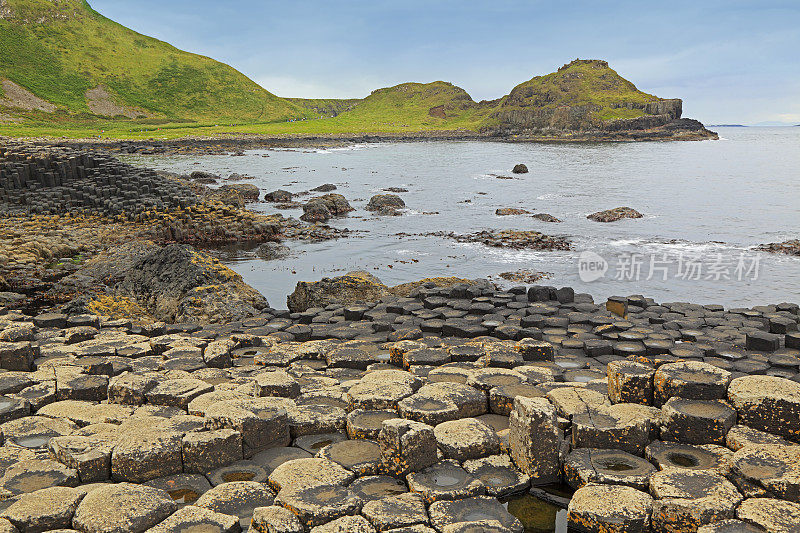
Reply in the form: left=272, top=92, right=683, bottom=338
left=505, top=492, right=569, bottom=533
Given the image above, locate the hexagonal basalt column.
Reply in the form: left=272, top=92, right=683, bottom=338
left=508, top=396, right=562, bottom=484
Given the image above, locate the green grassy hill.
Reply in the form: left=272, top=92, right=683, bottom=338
left=484, top=59, right=683, bottom=133
left=0, top=0, right=309, bottom=123
left=0, top=1, right=690, bottom=139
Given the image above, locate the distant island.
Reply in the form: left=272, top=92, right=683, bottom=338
left=708, top=124, right=747, bottom=127
left=0, top=0, right=716, bottom=142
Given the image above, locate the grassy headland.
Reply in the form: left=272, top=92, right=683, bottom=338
left=0, top=1, right=702, bottom=140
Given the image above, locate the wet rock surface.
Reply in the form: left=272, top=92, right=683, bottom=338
left=0, top=276, right=795, bottom=530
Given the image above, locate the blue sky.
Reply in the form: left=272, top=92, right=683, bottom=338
left=90, top=0, right=800, bottom=124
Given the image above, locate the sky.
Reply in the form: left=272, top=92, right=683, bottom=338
left=90, top=0, right=800, bottom=125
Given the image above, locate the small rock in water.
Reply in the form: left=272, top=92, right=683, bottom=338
left=587, top=206, right=643, bottom=222
left=496, top=208, right=531, bottom=216
left=512, top=164, right=529, bottom=174
left=531, top=213, right=562, bottom=222
left=311, top=184, right=337, bottom=192
left=366, top=194, right=406, bottom=216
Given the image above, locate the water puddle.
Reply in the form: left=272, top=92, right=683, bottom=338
left=505, top=492, right=569, bottom=533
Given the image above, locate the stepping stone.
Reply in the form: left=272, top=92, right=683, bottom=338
left=275, top=483, right=362, bottom=529
left=250, top=505, right=303, bottom=533
left=250, top=447, right=312, bottom=475
left=287, top=404, right=346, bottom=438
left=347, top=381, right=415, bottom=411
left=361, top=492, right=428, bottom=531
left=564, top=448, right=656, bottom=490
left=378, top=418, right=438, bottom=477
left=653, top=361, right=731, bottom=407
left=294, top=433, right=347, bottom=455
left=346, top=409, right=397, bottom=439
left=746, top=331, right=781, bottom=352
left=730, top=444, right=800, bottom=502
left=110, top=430, right=182, bottom=483
left=72, top=483, right=176, bottom=533
left=645, top=441, right=733, bottom=476
left=107, top=372, right=157, bottom=405
left=268, top=458, right=354, bottom=492
left=428, top=495, right=523, bottom=532
left=206, top=397, right=291, bottom=455
left=1, top=415, right=77, bottom=450
left=48, top=435, right=114, bottom=483
left=406, top=460, right=485, bottom=504
left=568, top=484, right=653, bottom=533
left=144, top=378, right=213, bottom=409
left=434, top=418, right=500, bottom=461
left=466, top=368, right=526, bottom=391
left=182, top=428, right=243, bottom=474
left=349, top=475, right=408, bottom=502
left=509, top=396, right=562, bottom=484
left=146, top=505, right=239, bottom=533
left=0, top=459, right=79, bottom=496
left=607, top=360, right=655, bottom=405
left=489, top=383, right=547, bottom=415
left=727, top=375, right=800, bottom=441
left=194, top=481, right=275, bottom=530
left=661, top=398, right=737, bottom=445
left=0, top=486, right=86, bottom=532
left=697, top=519, right=767, bottom=533
left=516, top=339, right=555, bottom=361
left=650, top=470, right=742, bottom=532
left=461, top=454, right=530, bottom=498
left=546, top=387, right=608, bottom=420
left=144, top=473, right=212, bottom=506
left=207, top=460, right=268, bottom=486
left=317, top=439, right=382, bottom=476
left=736, top=497, right=800, bottom=533
left=726, top=424, right=790, bottom=451
left=310, top=515, right=376, bottom=532
left=0, top=395, right=29, bottom=424
left=571, top=406, right=650, bottom=456
left=254, top=371, right=300, bottom=398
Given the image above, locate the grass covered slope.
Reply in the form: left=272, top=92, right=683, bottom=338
left=484, top=59, right=683, bottom=133
left=0, top=0, right=308, bottom=122
left=276, top=81, right=492, bottom=133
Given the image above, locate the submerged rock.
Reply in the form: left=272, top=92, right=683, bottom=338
left=756, top=239, right=800, bottom=256
left=587, top=207, right=643, bottom=222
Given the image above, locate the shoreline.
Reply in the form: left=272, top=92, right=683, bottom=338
left=0, top=124, right=718, bottom=155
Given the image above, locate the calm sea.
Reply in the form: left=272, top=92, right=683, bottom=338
left=122, top=127, right=800, bottom=309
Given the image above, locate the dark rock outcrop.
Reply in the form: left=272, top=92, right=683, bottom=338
left=587, top=207, right=643, bottom=223
left=287, top=271, right=390, bottom=313
left=300, top=194, right=353, bottom=223
left=512, top=164, right=528, bottom=174
left=366, top=194, right=406, bottom=216
left=56, top=242, right=268, bottom=323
